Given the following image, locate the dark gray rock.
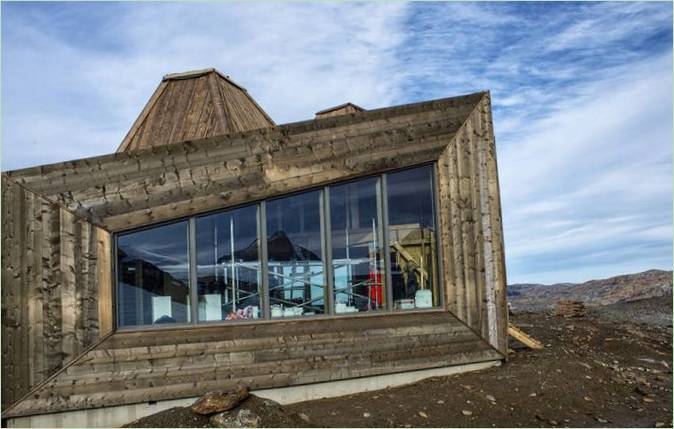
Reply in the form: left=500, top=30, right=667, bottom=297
left=210, top=408, right=262, bottom=428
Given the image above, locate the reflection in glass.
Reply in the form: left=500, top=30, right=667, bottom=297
left=117, top=221, right=190, bottom=327
left=387, top=165, right=439, bottom=309
left=196, top=205, right=261, bottom=322
left=330, top=177, right=384, bottom=313
left=266, top=190, right=325, bottom=317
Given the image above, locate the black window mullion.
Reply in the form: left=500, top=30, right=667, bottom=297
left=259, top=201, right=270, bottom=320
left=431, top=162, right=445, bottom=308
left=380, top=174, right=393, bottom=312
left=322, top=187, right=334, bottom=315
left=113, top=236, right=120, bottom=329
left=189, top=217, right=198, bottom=324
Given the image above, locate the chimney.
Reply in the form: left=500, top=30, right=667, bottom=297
left=315, top=102, right=365, bottom=119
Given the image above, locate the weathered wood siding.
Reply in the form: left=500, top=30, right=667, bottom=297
left=2, top=91, right=508, bottom=418
left=1, top=178, right=112, bottom=409
left=4, top=312, right=502, bottom=418
left=7, top=93, right=483, bottom=233
left=436, top=93, right=508, bottom=352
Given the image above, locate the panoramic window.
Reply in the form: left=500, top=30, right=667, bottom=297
left=266, top=190, right=326, bottom=317
left=117, top=221, right=191, bottom=327
left=330, top=177, right=385, bottom=313
left=195, top=205, right=261, bottom=322
left=114, top=164, right=440, bottom=329
left=386, top=165, right=439, bottom=309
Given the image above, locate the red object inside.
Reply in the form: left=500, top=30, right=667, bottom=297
left=368, top=272, right=383, bottom=307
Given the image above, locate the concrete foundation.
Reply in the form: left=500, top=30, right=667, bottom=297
left=6, top=360, right=501, bottom=428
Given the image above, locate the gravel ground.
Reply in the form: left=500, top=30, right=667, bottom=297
left=590, top=295, right=672, bottom=327
left=287, top=308, right=673, bottom=428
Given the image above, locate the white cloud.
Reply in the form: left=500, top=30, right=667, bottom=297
left=2, top=2, right=409, bottom=169
left=500, top=52, right=672, bottom=282
left=1, top=2, right=671, bottom=284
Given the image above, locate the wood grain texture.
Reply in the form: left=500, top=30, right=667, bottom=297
left=4, top=312, right=502, bottom=418
left=96, top=228, right=113, bottom=336
left=435, top=92, right=508, bottom=353
left=116, top=70, right=274, bottom=152
left=1, top=178, right=107, bottom=410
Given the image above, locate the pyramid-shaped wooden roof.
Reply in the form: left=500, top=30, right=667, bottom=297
left=117, top=68, right=275, bottom=152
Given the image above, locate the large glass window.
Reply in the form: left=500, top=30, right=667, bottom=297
left=266, top=190, right=326, bottom=318
left=330, top=177, right=385, bottom=313
left=386, top=165, right=440, bottom=309
left=195, top=205, right=261, bottom=322
left=115, top=164, right=441, bottom=329
left=117, top=221, right=191, bottom=327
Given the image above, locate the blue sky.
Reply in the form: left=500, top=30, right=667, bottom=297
left=2, top=2, right=672, bottom=284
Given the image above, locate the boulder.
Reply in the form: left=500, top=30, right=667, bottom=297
left=191, top=384, right=250, bottom=415
left=210, top=408, right=262, bottom=428
left=209, top=396, right=310, bottom=428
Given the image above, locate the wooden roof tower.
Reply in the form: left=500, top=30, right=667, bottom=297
left=117, top=68, right=274, bottom=152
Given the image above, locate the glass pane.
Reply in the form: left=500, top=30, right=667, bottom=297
left=117, top=221, right=190, bottom=327
left=387, top=165, right=439, bottom=309
left=266, top=190, right=325, bottom=317
left=196, top=205, right=261, bottom=322
left=330, top=177, right=384, bottom=313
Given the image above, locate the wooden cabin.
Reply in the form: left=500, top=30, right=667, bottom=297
left=1, top=68, right=508, bottom=427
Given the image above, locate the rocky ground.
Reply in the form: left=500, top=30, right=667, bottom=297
left=288, top=308, right=672, bottom=428
left=508, top=270, right=672, bottom=313
left=125, top=296, right=673, bottom=428
left=590, top=295, right=673, bottom=327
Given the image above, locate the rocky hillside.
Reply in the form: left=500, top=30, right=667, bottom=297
left=508, top=269, right=672, bottom=312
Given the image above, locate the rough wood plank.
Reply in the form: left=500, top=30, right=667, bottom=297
left=436, top=152, right=453, bottom=314
left=476, top=106, right=499, bottom=348
left=96, top=228, right=113, bottom=336
left=507, top=324, right=543, bottom=350
left=29, top=192, right=45, bottom=387
left=2, top=178, right=24, bottom=406
left=466, top=115, right=487, bottom=337
left=480, top=94, right=508, bottom=353
left=447, top=139, right=466, bottom=321
left=60, top=210, right=78, bottom=362
left=457, top=125, right=477, bottom=329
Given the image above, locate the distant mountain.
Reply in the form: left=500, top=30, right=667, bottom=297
left=508, top=269, right=672, bottom=312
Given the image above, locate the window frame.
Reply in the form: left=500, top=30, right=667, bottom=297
left=113, top=162, right=444, bottom=331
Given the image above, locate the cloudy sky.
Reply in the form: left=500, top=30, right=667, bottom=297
left=2, top=2, right=672, bottom=284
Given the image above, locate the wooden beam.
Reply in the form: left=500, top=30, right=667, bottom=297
left=507, top=323, right=543, bottom=350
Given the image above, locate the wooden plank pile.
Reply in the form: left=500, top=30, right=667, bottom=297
left=556, top=300, right=586, bottom=317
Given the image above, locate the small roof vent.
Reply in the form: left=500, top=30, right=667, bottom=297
left=315, top=102, right=365, bottom=119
